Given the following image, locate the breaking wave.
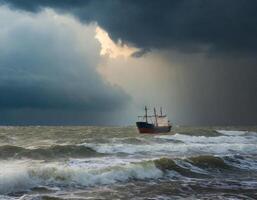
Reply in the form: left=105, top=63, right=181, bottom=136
left=153, top=155, right=237, bottom=175
left=188, top=155, right=231, bottom=169
left=0, top=145, right=101, bottom=160
left=216, top=130, right=249, bottom=136
left=1, top=126, right=257, bottom=199
left=0, top=160, right=162, bottom=194
left=155, top=133, right=257, bottom=144
left=83, top=132, right=257, bottom=156
left=2, top=155, right=256, bottom=195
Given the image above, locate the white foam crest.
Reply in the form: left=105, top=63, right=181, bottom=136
left=83, top=140, right=257, bottom=156
left=0, top=195, right=18, bottom=200
left=175, top=160, right=208, bottom=175
left=226, top=156, right=257, bottom=171
left=216, top=130, right=249, bottom=136
left=0, top=161, right=38, bottom=194
left=155, top=133, right=257, bottom=144
left=68, top=156, right=143, bottom=169
left=70, top=162, right=162, bottom=186
left=83, top=142, right=187, bottom=155
left=0, top=160, right=163, bottom=194
left=32, top=162, right=162, bottom=186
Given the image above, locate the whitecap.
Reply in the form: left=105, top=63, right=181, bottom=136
left=0, top=160, right=163, bottom=195
left=155, top=133, right=257, bottom=144
left=0, top=195, right=19, bottom=200
left=0, top=161, right=37, bottom=194
left=216, top=130, right=248, bottom=136
left=82, top=139, right=257, bottom=157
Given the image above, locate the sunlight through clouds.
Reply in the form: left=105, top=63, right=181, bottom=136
left=95, top=27, right=138, bottom=59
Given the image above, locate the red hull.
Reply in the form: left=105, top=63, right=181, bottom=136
left=138, top=127, right=156, bottom=134
left=137, top=126, right=172, bottom=134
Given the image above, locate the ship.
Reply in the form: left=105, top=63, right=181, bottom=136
left=136, top=106, right=172, bottom=134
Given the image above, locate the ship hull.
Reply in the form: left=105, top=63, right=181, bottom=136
left=136, top=122, right=171, bottom=134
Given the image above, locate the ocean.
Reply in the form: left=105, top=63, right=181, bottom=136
left=0, top=126, right=257, bottom=200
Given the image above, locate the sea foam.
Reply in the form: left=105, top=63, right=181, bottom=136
left=83, top=133, right=257, bottom=156
left=0, top=161, right=37, bottom=194
left=0, top=160, right=163, bottom=195
left=216, top=130, right=248, bottom=136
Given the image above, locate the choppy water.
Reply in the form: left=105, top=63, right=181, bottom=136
left=0, top=126, right=257, bottom=200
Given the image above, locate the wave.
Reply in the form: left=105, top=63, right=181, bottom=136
left=153, top=155, right=236, bottom=177
left=223, top=155, right=257, bottom=171
left=0, top=145, right=101, bottom=160
left=216, top=130, right=248, bottom=136
left=154, top=157, right=209, bottom=178
left=155, top=133, right=257, bottom=144
left=0, top=195, right=17, bottom=200
left=112, top=137, right=148, bottom=144
left=171, top=127, right=257, bottom=137
left=172, top=127, right=222, bottom=136
left=0, top=160, right=162, bottom=194
left=2, top=155, right=255, bottom=195
left=188, top=155, right=231, bottom=170
left=83, top=135, right=257, bottom=156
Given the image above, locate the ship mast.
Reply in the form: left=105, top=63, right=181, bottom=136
left=145, top=106, right=148, bottom=123
left=160, top=107, right=163, bottom=117
left=154, top=107, right=158, bottom=126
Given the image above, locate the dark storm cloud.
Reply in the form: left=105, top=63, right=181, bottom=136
left=1, top=0, right=257, bottom=53
left=0, top=9, right=129, bottom=124
left=0, top=0, right=256, bottom=125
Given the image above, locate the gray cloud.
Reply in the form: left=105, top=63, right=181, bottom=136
left=0, top=8, right=129, bottom=124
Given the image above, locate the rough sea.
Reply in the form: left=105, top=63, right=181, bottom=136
left=0, top=126, right=257, bottom=200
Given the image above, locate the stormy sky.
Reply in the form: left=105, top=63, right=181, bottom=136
left=0, top=0, right=256, bottom=125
